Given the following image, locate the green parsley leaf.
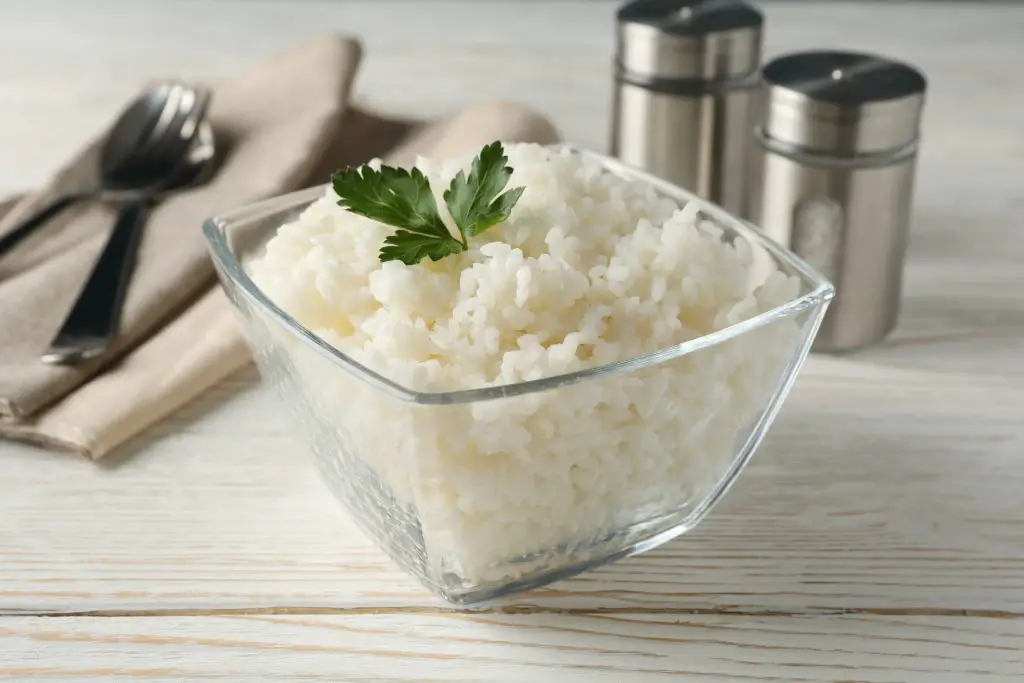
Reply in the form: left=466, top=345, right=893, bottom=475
left=444, top=141, right=525, bottom=238
left=379, top=230, right=465, bottom=265
left=332, top=164, right=464, bottom=265
left=331, top=142, right=525, bottom=266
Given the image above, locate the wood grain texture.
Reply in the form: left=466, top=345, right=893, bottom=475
left=2, top=361, right=1023, bottom=614
left=1, top=0, right=1024, bottom=678
left=3, top=613, right=1023, bottom=681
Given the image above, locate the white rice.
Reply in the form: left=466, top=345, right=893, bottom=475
left=250, top=143, right=803, bottom=588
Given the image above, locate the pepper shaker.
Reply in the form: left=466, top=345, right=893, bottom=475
left=751, top=50, right=927, bottom=353
left=610, top=0, right=763, bottom=218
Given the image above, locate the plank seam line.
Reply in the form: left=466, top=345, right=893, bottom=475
left=0, top=606, right=1020, bottom=619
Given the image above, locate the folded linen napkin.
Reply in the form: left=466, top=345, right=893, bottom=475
left=0, top=35, right=560, bottom=460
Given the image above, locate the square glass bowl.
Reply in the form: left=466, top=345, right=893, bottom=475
left=203, top=146, right=834, bottom=606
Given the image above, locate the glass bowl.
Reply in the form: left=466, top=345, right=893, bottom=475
left=203, top=146, right=834, bottom=607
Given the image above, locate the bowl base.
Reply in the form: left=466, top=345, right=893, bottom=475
left=431, top=510, right=701, bottom=609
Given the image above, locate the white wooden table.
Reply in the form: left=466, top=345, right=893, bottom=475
left=2, top=1, right=1023, bottom=680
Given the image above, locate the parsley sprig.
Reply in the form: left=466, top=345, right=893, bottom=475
left=331, top=141, right=525, bottom=266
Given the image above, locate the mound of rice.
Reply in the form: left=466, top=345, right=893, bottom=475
left=250, top=144, right=803, bottom=590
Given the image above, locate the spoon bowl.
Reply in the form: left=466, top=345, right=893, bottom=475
left=0, top=81, right=201, bottom=261
left=99, top=82, right=186, bottom=183
left=101, top=83, right=212, bottom=200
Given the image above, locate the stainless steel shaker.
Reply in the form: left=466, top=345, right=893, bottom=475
left=610, top=0, right=763, bottom=218
left=751, top=50, right=927, bottom=353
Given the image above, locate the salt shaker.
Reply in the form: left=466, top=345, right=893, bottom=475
left=751, top=50, right=927, bottom=353
left=610, top=0, right=763, bottom=218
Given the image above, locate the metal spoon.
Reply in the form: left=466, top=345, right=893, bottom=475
left=41, top=112, right=216, bottom=366
left=0, top=82, right=190, bottom=261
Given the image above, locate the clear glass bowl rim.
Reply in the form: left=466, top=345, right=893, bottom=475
left=202, top=145, right=835, bottom=406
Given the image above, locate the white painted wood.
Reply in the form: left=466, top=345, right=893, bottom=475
left=3, top=613, right=1024, bottom=682
left=1, top=0, right=1023, bottom=677
left=2, top=362, right=1023, bottom=614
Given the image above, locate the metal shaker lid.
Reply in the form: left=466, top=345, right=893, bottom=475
left=760, top=51, right=927, bottom=156
left=616, top=0, right=763, bottom=84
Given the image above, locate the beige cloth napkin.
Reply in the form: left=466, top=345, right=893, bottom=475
left=0, top=35, right=560, bottom=460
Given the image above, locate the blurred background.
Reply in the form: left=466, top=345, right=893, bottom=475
left=4, top=0, right=1017, bottom=197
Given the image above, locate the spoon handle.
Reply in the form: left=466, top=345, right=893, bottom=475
left=41, top=200, right=151, bottom=366
left=0, top=194, right=86, bottom=260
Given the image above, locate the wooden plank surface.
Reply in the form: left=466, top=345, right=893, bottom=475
left=3, top=613, right=1023, bottom=682
left=1, top=0, right=1023, bottom=679
left=2, top=362, right=1024, bottom=615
